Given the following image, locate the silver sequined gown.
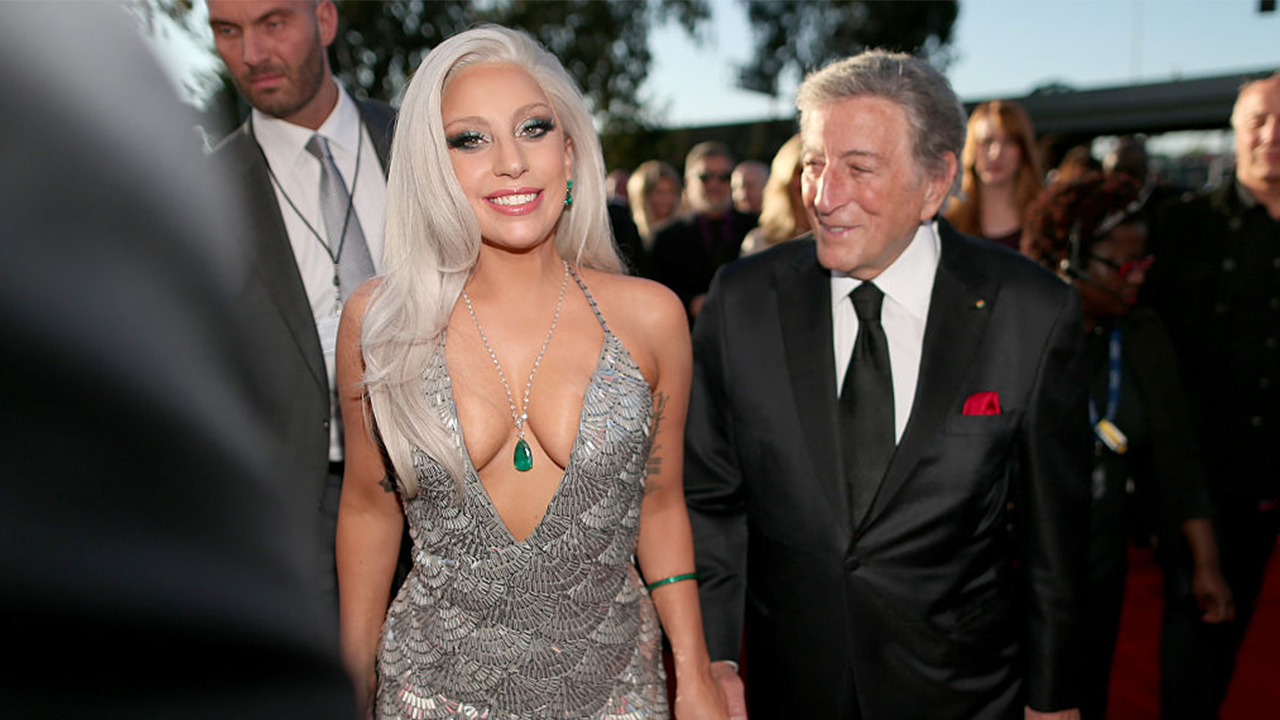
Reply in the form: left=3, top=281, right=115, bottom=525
left=375, top=274, right=669, bottom=720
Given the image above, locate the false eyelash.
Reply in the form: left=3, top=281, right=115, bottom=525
left=519, top=117, right=556, bottom=136
left=446, top=131, right=486, bottom=149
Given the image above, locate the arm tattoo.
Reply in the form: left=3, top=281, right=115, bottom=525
left=378, top=474, right=397, bottom=493
left=645, top=391, right=670, bottom=492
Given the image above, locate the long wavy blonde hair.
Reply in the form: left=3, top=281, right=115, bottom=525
left=361, top=25, right=622, bottom=498
left=752, top=134, right=808, bottom=247
left=626, top=159, right=681, bottom=245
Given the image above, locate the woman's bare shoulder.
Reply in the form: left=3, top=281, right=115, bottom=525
left=576, top=268, right=686, bottom=337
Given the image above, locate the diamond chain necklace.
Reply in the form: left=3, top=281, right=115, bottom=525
left=461, top=259, right=570, bottom=472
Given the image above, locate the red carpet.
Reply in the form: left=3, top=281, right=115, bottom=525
left=1108, top=541, right=1280, bottom=719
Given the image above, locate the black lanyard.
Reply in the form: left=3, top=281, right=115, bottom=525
left=251, top=114, right=365, bottom=266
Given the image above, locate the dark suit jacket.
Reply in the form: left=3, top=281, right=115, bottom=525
left=210, top=99, right=395, bottom=602
left=650, top=209, right=756, bottom=313
left=1143, top=181, right=1280, bottom=501
left=685, top=224, right=1091, bottom=718
left=1089, top=308, right=1212, bottom=536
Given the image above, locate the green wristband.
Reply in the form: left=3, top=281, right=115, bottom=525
left=644, top=572, right=699, bottom=592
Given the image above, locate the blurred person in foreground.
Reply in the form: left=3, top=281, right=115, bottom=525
left=1142, top=71, right=1280, bottom=720
left=334, top=25, right=728, bottom=719
left=685, top=49, right=1090, bottom=719
left=204, top=0, right=397, bottom=630
left=945, top=100, right=1044, bottom=249
left=651, top=141, right=757, bottom=320
left=0, top=3, right=353, bottom=717
left=739, top=134, right=810, bottom=256
left=1022, top=174, right=1233, bottom=720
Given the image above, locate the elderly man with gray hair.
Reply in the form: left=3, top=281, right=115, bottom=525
left=685, top=49, right=1090, bottom=719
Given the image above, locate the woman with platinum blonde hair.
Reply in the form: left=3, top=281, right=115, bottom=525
left=335, top=25, right=729, bottom=720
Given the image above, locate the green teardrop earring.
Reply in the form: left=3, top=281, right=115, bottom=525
left=564, top=178, right=573, bottom=207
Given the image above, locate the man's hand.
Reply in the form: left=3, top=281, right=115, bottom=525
left=1026, top=707, right=1080, bottom=720
left=1192, top=563, right=1236, bottom=624
left=709, top=661, right=747, bottom=719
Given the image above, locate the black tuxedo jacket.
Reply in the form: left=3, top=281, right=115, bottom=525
left=210, top=99, right=395, bottom=591
left=685, top=224, right=1091, bottom=718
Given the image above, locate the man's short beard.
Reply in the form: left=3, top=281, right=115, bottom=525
left=244, top=31, right=327, bottom=120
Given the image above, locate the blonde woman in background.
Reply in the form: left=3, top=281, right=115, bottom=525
left=739, top=134, right=809, bottom=256
left=627, top=159, right=683, bottom=252
left=945, top=99, right=1043, bottom=249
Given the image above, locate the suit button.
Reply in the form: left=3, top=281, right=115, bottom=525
left=844, top=556, right=861, bottom=572
left=322, top=420, right=331, bottom=431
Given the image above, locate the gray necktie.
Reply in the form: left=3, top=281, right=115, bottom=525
left=305, top=134, right=374, bottom=301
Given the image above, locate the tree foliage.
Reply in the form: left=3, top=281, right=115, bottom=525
left=331, top=0, right=710, bottom=133
left=736, top=0, right=959, bottom=97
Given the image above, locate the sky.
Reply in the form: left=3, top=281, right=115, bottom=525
left=148, top=0, right=1278, bottom=147
left=641, top=0, right=1279, bottom=128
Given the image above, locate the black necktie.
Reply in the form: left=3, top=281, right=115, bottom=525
left=840, top=282, right=895, bottom=523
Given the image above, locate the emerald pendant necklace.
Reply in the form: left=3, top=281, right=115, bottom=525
left=461, top=260, right=569, bottom=472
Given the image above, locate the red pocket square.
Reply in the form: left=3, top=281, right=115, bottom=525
left=963, top=392, right=1001, bottom=416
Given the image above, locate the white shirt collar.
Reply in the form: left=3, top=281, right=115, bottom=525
left=829, top=220, right=940, bottom=319
left=250, top=78, right=361, bottom=169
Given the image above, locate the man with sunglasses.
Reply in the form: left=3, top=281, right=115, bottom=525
left=1142, top=72, right=1280, bottom=720
left=651, top=141, right=758, bottom=320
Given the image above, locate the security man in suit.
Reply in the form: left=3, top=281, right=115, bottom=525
left=685, top=50, right=1091, bottom=719
left=207, top=0, right=395, bottom=631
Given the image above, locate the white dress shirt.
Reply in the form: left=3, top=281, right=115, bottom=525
left=251, top=80, right=388, bottom=460
left=830, top=221, right=940, bottom=443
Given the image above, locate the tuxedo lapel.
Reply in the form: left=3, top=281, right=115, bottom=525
left=226, top=124, right=328, bottom=390
left=859, top=226, right=998, bottom=529
left=775, top=243, right=851, bottom=535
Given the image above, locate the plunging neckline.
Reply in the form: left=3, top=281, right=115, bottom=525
left=441, top=329, right=613, bottom=545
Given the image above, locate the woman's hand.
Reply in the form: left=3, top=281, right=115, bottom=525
left=673, top=662, right=736, bottom=720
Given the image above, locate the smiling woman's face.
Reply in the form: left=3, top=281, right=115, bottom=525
left=441, top=62, right=573, bottom=251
